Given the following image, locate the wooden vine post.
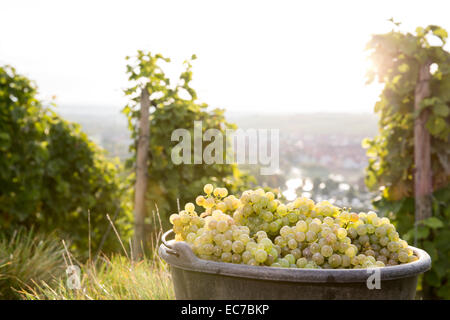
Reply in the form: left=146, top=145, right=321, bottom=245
left=133, top=87, right=150, bottom=260
left=413, top=60, right=433, bottom=229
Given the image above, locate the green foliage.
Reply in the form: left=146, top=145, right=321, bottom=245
left=374, top=185, right=450, bottom=299
left=364, top=25, right=450, bottom=200
left=0, top=228, right=64, bottom=299
left=123, top=51, right=254, bottom=227
left=0, top=65, right=133, bottom=256
left=364, top=24, right=450, bottom=299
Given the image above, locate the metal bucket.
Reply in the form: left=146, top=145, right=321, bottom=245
left=159, top=230, right=431, bottom=300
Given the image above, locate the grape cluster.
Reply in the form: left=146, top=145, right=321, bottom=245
left=169, top=184, right=419, bottom=269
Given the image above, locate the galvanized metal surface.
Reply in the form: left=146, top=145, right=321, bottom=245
left=159, top=230, right=431, bottom=300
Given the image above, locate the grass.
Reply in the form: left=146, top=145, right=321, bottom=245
left=21, top=254, right=174, bottom=300
left=18, top=210, right=174, bottom=300
left=0, top=228, right=65, bottom=299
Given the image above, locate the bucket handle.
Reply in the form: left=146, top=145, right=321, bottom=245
left=161, top=229, right=179, bottom=257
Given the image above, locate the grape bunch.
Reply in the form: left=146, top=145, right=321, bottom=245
left=169, top=184, right=419, bottom=269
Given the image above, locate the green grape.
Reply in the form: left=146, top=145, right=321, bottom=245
left=388, top=231, right=400, bottom=242
left=379, top=236, right=389, bottom=247
left=387, top=259, right=398, bottom=266
left=269, top=247, right=279, bottom=259
left=173, top=224, right=183, bottom=234
left=387, top=241, right=399, bottom=252
left=369, top=234, right=379, bottom=244
left=247, top=259, right=258, bottom=266
left=202, top=243, right=214, bottom=255
left=320, top=227, right=332, bottom=238
left=389, top=252, right=398, bottom=261
left=296, top=257, right=308, bottom=268
left=336, top=228, right=347, bottom=240
left=398, top=251, right=409, bottom=263
left=302, top=247, right=312, bottom=259
left=379, top=217, right=389, bottom=225
left=377, top=255, right=387, bottom=264
left=345, top=246, right=357, bottom=258
left=295, top=220, right=308, bottom=233
left=329, top=254, right=342, bottom=268
left=291, top=248, right=302, bottom=259
left=224, top=230, right=233, bottom=241
left=221, top=252, right=232, bottom=262
left=278, top=258, right=290, bottom=268
left=246, top=241, right=257, bottom=253
left=309, top=222, right=321, bottom=233
left=186, top=232, right=196, bottom=243
left=365, top=224, right=375, bottom=234
left=222, top=240, right=232, bottom=252
left=356, top=225, right=367, bottom=236
left=242, top=250, right=252, bottom=263
left=169, top=213, right=180, bottom=225
left=274, top=245, right=282, bottom=255
left=318, top=238, right=327, bottom=247
left=371, top=217, right=381, bottom=227
left=306, top=230, right=317, bottom=242
left=367, top=211, right=377, bottom=222
left=255, top=249, right=268, bottom=263
left=267, top=200, right=278, bottom=211
left=271, top=262, right=282, bottom=268
left=259, top=196, right=269, bottom=208
left=256, top=230, right=268, bottom=241
left=310, top=243, right=320, bottom=254
left=238, top=233, right=250, bottom=244
left=287, top=212, right=298, bottom=223
left=350, top=256, right=359, bottom=266
left=216, top=220, right=228, bottom=233
left=341, top=255, right=351, bottom=268
left=233, top=210, right=244, bottom=222
left=304, top=262, right=318, bottom=269
left=260, top=238, right=273, bottom=251
left=365, top=249, right=375, bottom=257
left=268, top=222, right=279, bottom=233
left=287, top=239, right=298, bottom=249
left=213, top=245, right=222, bottom=257
left=347, top=228, right=358, bottom=239
left=232, top=240, right=245, bottom=254
left=312, top=253, right=324, bottom=265
left=261, top=210, right=274, bottom=222
left=284, top=254, right=296, bottom=265
left=274, top=236, right=285, bottom=247
left=294, top=231, right=306, bottom=242
left=323, top=216, right=334, bottom=226
left=399, top=240, right=408, bottom=249
left=280, top=226, right=292, bottom=237
left=321, top=245, right=333, bottom=258
left=276, top=204, right=288, bottom=216
left=326, top=233, right=337, bottom=244
left=232, top=253, right=241, bottom=264
left=359, top=235, right=370, bottom=246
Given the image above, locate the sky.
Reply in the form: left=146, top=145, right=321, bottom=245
left=1, top=0, right=449, bottom=114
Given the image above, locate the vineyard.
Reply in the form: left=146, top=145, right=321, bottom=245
left=0, top=5, right=449, bottom=303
